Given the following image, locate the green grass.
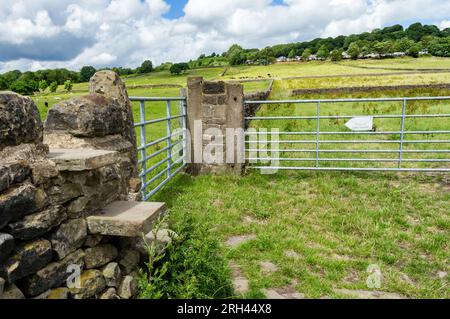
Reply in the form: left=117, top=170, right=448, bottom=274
left=154, top=171, right=449, bottom=299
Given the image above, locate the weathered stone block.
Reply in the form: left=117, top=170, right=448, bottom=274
left=50, top=218, right=87, bottom=260
left=102, top=262, right=121, bottom=288
left=203, top=82, right=225, bottom=95
left=0, top=92, right=43, bottom=150
left=0, top=162, right=30, bottom=193
left=0, top=283, right=25, bottom=299
left=89, top=71, right=138, bottom=176
left=45, top=94, right=123, bottom=137
left=31, top=160, right=59, bottom=185
left=128, top=178, right=141, bottom=193
left=0, top=277, right=4, bottom=297
left=87, top=201, right=166, bottom=237
left=47, top=182, right=83, bottom=206
left=117, top=275, right=137, bottom=299
left=84, top=235, right=103, bottom=248
left=19, top=249, right=85, bottom=297
left=0, top=238, right=52, bottom=284
left=98, top=287, right=119, bottom=299
left=0, top=233, right=14, bottom=264
left=84, top=244, right=118, bottom=269
left=118, top=250, right=140, bottom=275
left=35, top=287, right=69, bottom=299
left=8, top=206, right=67, bottom=241
left=69, top=269, right=106, bottom=299
left=0, top=183, right=42, bottom=229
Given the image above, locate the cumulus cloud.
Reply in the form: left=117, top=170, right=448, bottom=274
left=0, top=0, right=449, bottom=73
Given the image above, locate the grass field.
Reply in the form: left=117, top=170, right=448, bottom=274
left=29, top=57, right=449, bottom=299
left=154, top=171, right=449, bottom=299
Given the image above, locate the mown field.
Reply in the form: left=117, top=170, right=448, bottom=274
left=30, top=57, right=449, bottom=299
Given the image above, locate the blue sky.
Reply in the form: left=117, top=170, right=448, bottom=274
left=0, top=0, right=449, bottom=72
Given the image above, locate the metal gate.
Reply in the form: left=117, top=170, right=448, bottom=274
left=244, top=96, right=450, bottom=172
left=130, top=96, right=187, bottom=200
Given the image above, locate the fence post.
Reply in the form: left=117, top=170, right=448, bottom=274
left=186, top=77, right=245, bottom=175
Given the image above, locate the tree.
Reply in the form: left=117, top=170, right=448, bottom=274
left=38, top=80, right=48, bottom=92
left=347, top=42, right=361, bottom=59
left=64, top=80, right=73, bottom=92
left=316, top=45, right=329, bottom=60
left=49, top=81, right=58, bottom=93
left=138, top=60, right=153, bottom=74
left=170, top=63, right=190, bottom=75
left=301, top=48, right=312, bottom=61
left=330, top=49, right=343, bottom=62
left=80, top=66, right=96, bottom=82
left=428, top=37, right=450, bottom=57
left=288, top=49, right=296, bottom=59
left=0, top=76, right=8, bottom=90
left=407, top=44, right=421, bottom=58
left=9, top=80, right=36, bottom=95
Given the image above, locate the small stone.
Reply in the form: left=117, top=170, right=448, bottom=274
left=50, top=218, right=87, bottom=260
left=334, top=288, right=405, bottom=299
left=8, top=205, right=67, bottom=241
left=18, top=249, right=85, bottom=297
left=259, top=261, right=279, bottom=274
left=31, top=160, right=59, bottom=185
left=1, top=283, right=25, bottom=299
left=47, top=183, right=83, bottom=206
left=70, top=270, right=106, bottom=299
left=117, top=275, right=137, bottom=299
left=438, top=271, right=447, bottom=279
left=0, top=233, right=14, bottom=264
left=120, top=229, right=175, bottom=256
left=229, top=262, right=249, bottom=295
left=84, top=244, right=118, bottom=269
left=66, top=197, right=91, bottom=218
left=262, top=289, right=286, bottom=299
left=128, top=178, right=141, bottom=193
left=0, top=162, right=30, bottom=193
left=0, top=238, right=52, bottom=284
left=0, top=183, right=41, bottom=229
left=225, top=234, right=256, bottom=248
left=284, top=250, right=300, bottom=259
left=0, top=277, right=4, bottom=298
left=35, top=287, right=69, bottom=299
left=102, top=262, right=121, bottom=288
left=84, top=235, right=103, bottom=248
left=118, top=250, right=140, bottom=275
left=98, top=287, right=119, bottom=299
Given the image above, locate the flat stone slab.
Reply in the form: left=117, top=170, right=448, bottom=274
left=48, top=149, right=122, bottom=171
left=225, top=234, right=256, bottom=248
left=334, top=288, right=405, bottom=299
left=86, top=201, right=166, bottom=237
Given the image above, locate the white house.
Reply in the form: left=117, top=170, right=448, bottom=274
left=276, top=56, right=287, bottom=62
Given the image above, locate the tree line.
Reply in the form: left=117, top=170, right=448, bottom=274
left=194, top=22, right=450, bottom=66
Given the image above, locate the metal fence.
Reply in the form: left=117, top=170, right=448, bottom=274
left=244, top=96, right=450, bottom=172
left=131, top=96, right=187, bottom=200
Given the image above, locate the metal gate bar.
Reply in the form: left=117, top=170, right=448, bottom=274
left=131, top=96, right=187, bottom=200
left=245, top=96, right=450, bottom=172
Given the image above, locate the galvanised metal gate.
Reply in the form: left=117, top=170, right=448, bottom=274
left=130, top=96, right=187, bottom=200
left=245, top=96, right=450, bottom=172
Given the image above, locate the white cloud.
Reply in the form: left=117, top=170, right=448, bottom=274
left=0, top=0, right=449, bottom=73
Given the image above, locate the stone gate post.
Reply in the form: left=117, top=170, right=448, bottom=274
left=186, top=77, right=245, bottom=175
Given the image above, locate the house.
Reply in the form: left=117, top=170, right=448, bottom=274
left=276, top=56, right=287, bottom=62
left=392, top=52, right=406, bottom=57
left=342, top=52, right=351, bottom=59
left=419, top=49, right=429, bottom=55
left=308, top=54, right=318, bottom=61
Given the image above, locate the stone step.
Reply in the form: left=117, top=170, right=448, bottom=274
left=48, top=148, right=123, bottom=171
left=86, top=201, right=166, bottom=237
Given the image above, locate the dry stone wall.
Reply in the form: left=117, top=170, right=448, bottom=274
left=0, top=72, right=163, bottom=299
